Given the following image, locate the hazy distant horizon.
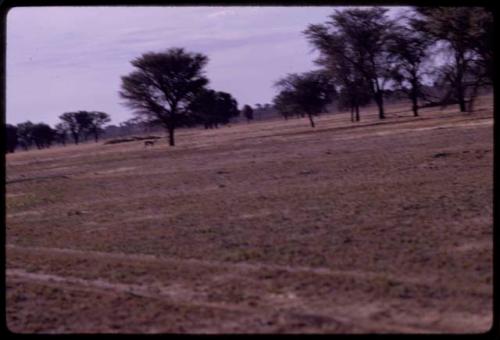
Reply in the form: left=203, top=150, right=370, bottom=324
left=7, top=6, right=406, bottom=127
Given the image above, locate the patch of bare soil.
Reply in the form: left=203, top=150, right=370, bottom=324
left=6, top=96, right=493, bottom=333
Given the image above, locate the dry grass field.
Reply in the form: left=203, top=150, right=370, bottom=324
left=5, top=95, right=493, bottom=333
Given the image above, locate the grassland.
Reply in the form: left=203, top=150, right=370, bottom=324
left=5, top=96, right=493, bottom=333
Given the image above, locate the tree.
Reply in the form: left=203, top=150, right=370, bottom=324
left=305, top=7, right=394, bottom=119
left=32, top=123, right=55, bottom=149
left=274, top=71, right=336, bottom=128
left=16, top=121, right=35, bottom=150
left=119, top=47, right=209, bottom=146
left=413, top=7, right=493, bottom=112
left=386, top=21, right=432, bottom=117
left=59, top=111, right=93, bottom=144
left=87, top=111, right=111, bottom=142
left=188, top=89, right=239, bottom=129
left=309, top=33, right=371, bottom=122
left=337, top=85, right=371, bottom=122
left=273, top=90, right=299, bottom=120
left=54, top=123, right=68, bottom=146
left=242, top=105, right=254, bottom=122
left=5, top=124, right=18, bottom=153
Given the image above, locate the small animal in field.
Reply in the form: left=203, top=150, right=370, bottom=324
left=144, top=140, right=156, bottom=148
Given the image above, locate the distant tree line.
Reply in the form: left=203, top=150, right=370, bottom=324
left=273, top=6, right=492, bottom=127
left=6, top=7, right=492, bottom=151
left=4, top=111, right=111, bottom=153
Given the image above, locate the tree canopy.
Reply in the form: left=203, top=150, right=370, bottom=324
left=274, top=71, right=336, bottom=127
left=413, top=7, right=493, bottom=111
left=305, top=7, right=394, bottom=119
left=242, top=105, right=254, bottom=122
left=386, top=20, right=432, bottom=116
left=87, top=111, right=111, bottom=142
left=120, top=47, right=209, bottom=146
left=188, top=89, right=239, bottom=129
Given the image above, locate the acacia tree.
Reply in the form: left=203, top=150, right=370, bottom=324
left=312, top=37, right=371, bottom=122
left=305, top=8, right=394, bottom=119
left=59, top=111, right=93, bottom=144
left=274, top=71, right=335, bottom=128
left=32, top=123, right=55, bottom=149
left=386, top=22, right=432, bottom=117
left=242, top=105, right=254, bottom=122
left=413, top=7, right=493, bottom=112
left=273, top=90, right=299, bottom=120
left=119, top=48, right=209, bottom=146
left=189, top=89, right=239, bottom=129
left=16, top=121, right=35, bottom=150
left=54, top=123, right=68, bottom=146
left=87, top=111, right=111, bottom=142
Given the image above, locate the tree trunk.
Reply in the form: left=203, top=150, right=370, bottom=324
left=168, top=125, right=175, bottom=146
left=467, top=81, right=481, bottom=112
left=308, top=114, right=315, bottom=128
left=350, top=107, right=354, bottom=122
left=455, top=51, right=467, bottom=112
left=410, top=77, right=419, bottom=117
left=355, top=105, right=360, bottom=121
left=375, top=91, right=385, bottom=119
left=411, top=93, right=419, bottom=117
left=94, top=132, right=99, bottom=143
left=457, top=84, right=466, bottom=112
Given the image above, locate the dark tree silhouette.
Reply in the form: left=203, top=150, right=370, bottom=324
left=189, top=89, right=239, bottom=129
left=119, top=48, right=209, bottom=146
left=32, top=123, right=55, bottom=149
left=5, top=124, right=18, bottom=153
left=54, top=123, right=68, bottom=146
left=308, top=32, right=371, bottom=122
left=413, top=7, right=493, bottom=112
left=274, top=71, right=336, bottom=128
left=87, top=111, right=111, bottom=142
left=273, top=90, right=299, bottom=121
left=59, top=111, right=93, bottom=144
left=305, top=8, right=394, bottom=120
left=337, top=86, right=371, bottom=122
left=386, top=21, right=432, bottom=117
left=242, top=105, right=254, bottom=122
left=16, top=121, right=35, bottom=150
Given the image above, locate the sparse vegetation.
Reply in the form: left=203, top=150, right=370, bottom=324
left=6, top=95, right=493, bottom=333
left=5, top=5, right=493, bottom=334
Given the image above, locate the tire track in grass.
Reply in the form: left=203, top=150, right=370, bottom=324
left=7, top=244, right=442, bottom=287
left=7, top=244, right=491, bottom=333
left=7, top=268, right=443, bottom=333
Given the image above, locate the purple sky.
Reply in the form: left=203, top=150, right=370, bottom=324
left=7, top=6, right=406, bottom=126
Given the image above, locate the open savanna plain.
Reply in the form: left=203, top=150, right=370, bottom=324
left=5, top=95, right=494, bottom=333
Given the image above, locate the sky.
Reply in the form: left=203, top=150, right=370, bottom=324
left=7, top=6, right=406, bottom=126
